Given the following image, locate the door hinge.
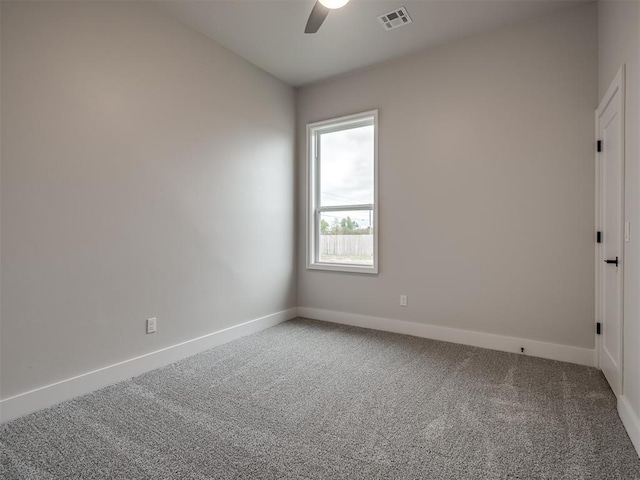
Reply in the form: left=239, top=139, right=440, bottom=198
left=596, top=322, right=601, bottom=335
left=597, top=140, right=602, bottom=153
left=597, top=231, right=602, bottom=243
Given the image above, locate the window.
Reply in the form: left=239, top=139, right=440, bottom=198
left=307, top=110, right=378, bottom=273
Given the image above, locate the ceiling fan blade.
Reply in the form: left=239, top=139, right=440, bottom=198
left=305, top=1, right=330, bottom=34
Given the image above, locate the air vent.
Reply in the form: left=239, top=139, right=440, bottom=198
left=378, top=6, right=412, bottom=31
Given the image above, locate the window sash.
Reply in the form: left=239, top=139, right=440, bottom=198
left=314, top=206, right=374, bottom=266
left=315, top=123, right=374, bottom=209
left=317, top=204, right=373, bottom=213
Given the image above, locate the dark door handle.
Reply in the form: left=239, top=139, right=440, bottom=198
left=605, top=256, right=619, bottom=267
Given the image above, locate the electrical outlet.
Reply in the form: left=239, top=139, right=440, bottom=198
left=625, top=222, right=630, bottom=243
left=146, top=317, right=157, bottom=334
left=400, top=295, right=408, bottom=307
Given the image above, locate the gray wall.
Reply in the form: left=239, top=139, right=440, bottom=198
left=297, top=4, right=598, bottom=349
left=1, top=1, right=296, bottom=398
left=598, top=0, right=640, bottom=442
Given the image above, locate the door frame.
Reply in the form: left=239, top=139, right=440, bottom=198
left=595, top=64, right=625, bottom=391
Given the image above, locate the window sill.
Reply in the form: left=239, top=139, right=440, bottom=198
left=306, top=262, right=378, bottom=275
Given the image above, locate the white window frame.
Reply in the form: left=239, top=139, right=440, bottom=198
left=306, top=110, right=379, bottom=274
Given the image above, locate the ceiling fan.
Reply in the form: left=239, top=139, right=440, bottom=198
left=305, top=0, right=350, bottom=34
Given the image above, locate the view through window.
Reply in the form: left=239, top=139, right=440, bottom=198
left=307, top=111, right=378, bottom=273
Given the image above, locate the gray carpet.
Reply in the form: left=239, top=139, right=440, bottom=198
left=1, top=318, right=639, bottom=479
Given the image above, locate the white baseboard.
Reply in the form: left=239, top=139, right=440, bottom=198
left=298, top=307, right=596, bottom=367
left=0, top=308, right=298, bottom=424
left=619, top=395, right=640, bottom=456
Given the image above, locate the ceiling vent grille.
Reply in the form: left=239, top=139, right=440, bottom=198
left=378, top=6, right=412, bottom=31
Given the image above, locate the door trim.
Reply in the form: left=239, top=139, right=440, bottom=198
left=595, top=65, right=625, bottom=392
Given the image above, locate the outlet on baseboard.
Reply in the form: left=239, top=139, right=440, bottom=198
left=146, top=317, right=157, bottom=334
left=400, top=295, right=408, bottom=307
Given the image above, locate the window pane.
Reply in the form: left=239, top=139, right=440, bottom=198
left=318, top=210, right=374, bottom=265
left=319, top=124, right=374, bottom=207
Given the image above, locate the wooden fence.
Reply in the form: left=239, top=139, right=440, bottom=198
left=320, top=234, right=374, bottom=257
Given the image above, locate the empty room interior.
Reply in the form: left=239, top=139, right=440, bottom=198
left=1, top=0, right=640, bottom=478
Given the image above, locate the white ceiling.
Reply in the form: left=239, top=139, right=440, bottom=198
left=160, top=0, right=589, bottom=87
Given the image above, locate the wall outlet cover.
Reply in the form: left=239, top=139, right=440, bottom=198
left=625, top=222, right=630, bottom=242
left=147, top=317, right=157, bottom=334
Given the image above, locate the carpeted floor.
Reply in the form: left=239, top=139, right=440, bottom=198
left=1, top=318, right=639, bottom=479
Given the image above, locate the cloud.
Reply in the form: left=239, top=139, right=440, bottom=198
left=320, top=125, right=374, bottom=208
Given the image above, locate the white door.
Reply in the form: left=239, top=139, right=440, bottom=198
left=596, top=66, right=625, bottom=396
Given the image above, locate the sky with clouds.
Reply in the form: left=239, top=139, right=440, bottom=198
left=319, top=124, right=374, bottom=227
